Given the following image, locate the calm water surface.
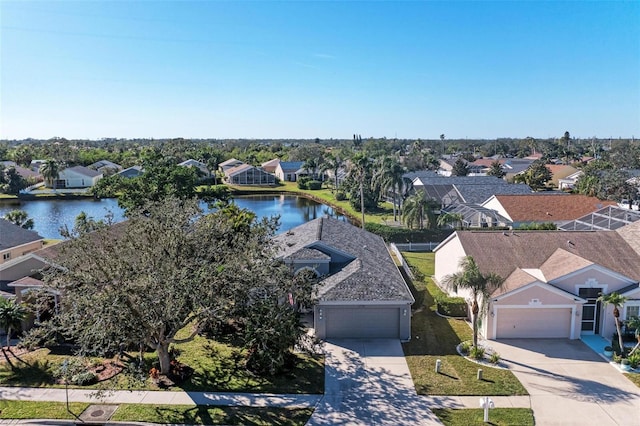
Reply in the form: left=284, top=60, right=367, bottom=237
left=0, top=195, right=346, bottom=239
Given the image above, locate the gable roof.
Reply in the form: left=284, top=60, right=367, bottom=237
left=278, top=161, right=305, bottom=173
left=0, top=220, right=44, bottom=251
left=412, top=175, right=532, bottom=205
left=617, top=220, right=640, bottom=256
left=117, top=165, right=144, bottom=178
left=538, top=248, right=594, bottom=282
left=60, top=165, right=102, bottom=178
left=490, top=194, right=616, bottom=222
left=1, top=161, right=41, bottom=179
left=219, top=158, right=244, bottom=167
left=274, top=217, right=414, bottom=303
left=447, top=230, right=640, bottom=283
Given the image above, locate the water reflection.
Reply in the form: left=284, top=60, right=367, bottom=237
left=0, top=195, right=346, bottom=240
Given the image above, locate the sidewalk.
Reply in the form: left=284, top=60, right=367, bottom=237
left=0, top=387, right=321, bottom=408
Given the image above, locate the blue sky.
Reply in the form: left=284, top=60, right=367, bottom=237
left=1, top=1, right=638, bottom=140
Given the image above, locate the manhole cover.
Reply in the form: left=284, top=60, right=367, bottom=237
left=91, top=410, right=105, bottom=417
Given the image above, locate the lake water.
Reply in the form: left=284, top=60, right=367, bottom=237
left=0, top=195, right=346, bottom=240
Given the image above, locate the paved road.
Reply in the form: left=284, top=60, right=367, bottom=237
left=490, top=339, right=640, bottom=426
left=306, top=339, right=443, bottom=426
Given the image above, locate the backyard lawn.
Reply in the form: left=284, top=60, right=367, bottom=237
left=401, top=252, right=528, bottom=396
left=0, top=327, right=324, bottom=394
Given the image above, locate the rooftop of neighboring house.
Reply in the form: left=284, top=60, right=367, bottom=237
left=278, top=161, right=305, bottom=172
left=225, top=163, right=254, bottom=176
left=219, top=158, right=244, bottom=167
left=274, top=216, right=414, bottom=303
left=88, top=160, right=122, bottom=171
left=559, top=205, right=640, bottom=231
left=487, top=194, right=617, bottom=222
left=441, top=229, right=640, bottom=283
left=0, top=161, right=42, bottom=179
left=61, top=165, right=102, bottom=178
left=0, top=219, right=44, bottom=251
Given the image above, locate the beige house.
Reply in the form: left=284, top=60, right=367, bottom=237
left=0, top=220, right=44, bottom=265
left=434, top=224, right=640, bottom=341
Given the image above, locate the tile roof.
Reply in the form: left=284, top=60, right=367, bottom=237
left=0, top=220, right=44, bottom=251
left=492, top=194, right=616, bottom=222
left=274, top=217, right=414, bottom=303
left=449, top=230, right=640, bottom=283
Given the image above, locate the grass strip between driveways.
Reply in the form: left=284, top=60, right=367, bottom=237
left=625, top=372, right=640, bottom=388
left=401, top=252, right=528, bottom=396
left=0, top=401, right=90, bottom=419
left=0, top=401, right=312, bottom=425
left=433, top=408, right=535, bottom=426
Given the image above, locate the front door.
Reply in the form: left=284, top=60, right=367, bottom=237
left=579, top=287, right=603, bottom=334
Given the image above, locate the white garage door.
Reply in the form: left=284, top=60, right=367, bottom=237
left=496, top=308, right=571, bottom=338
left=325, top=307, right=400, bottom=339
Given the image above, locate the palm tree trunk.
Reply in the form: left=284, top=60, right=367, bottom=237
left=360, top=179, right=365, bottom=229
left=615, top=317, right=625, bottom=356
left=471, top=299, right=479, bottom=348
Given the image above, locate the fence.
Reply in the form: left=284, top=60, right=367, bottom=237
left=393, top=242, right=440, bottom=252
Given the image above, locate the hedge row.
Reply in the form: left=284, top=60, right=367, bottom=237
left=434, top=293, right=468, bottom=318
left=364, top=223, right=453, bottom=243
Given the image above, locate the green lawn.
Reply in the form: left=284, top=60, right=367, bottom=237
left=625, top=372, right=640, bottom=388
left=0, top=401, right=312, bottom=425
left=433, top=408, right=535, bottom=426
left=112, top=404, right=312, bottom=425
left=401, top=252, right=528, bottom=396
left=0, top=401, right=90, bottom=419
left=0, top=327, right=324, bottom=394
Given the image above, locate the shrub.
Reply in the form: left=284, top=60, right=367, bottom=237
left=53, top=358, right=97, bottom=386
left=307, top=180, right=322, bottom=190
left=297, top=176, right=311, bottom=190
left=434, top=293, right=468, bottom=317
left=72, top=371, right=98, bottom=386
left=459, top=341, right=471, bottom=354
left=469, top=346, right=485, bottom=360
left=489, top=352, right=501, bottom=364
left=335, top=191, right=346, bottom=201
left=363, top=223, right=453, bottom=243
left=627, top=353, right=640, bottom=369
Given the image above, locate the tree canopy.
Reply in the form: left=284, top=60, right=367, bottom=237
left=33, top=197, right=314, bottom=375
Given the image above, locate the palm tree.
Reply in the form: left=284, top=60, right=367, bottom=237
left=3, top=210, right=34, bottom=230
left=403, top=190, right=439, bottom=230
left=349, top=153, right=370, bottom=229
left=373, top=157, right=405, bottom=222
left=0, top=298, right=28, bottom=369
left=303, top=158, right=319, bottom=180
left=437, top=212, right=464, bottom=229
left=40, top=159, right=60, bottom=189
left=598, top=292, right=628, bottom=356
left=442, top=256, right=504, bottom=348
left=321, top=154, right=344, bottom=192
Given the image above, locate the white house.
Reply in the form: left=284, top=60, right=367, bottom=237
left=57, top=166, right=102, bottom=188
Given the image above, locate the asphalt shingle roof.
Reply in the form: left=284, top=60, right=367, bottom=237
left=493, top=194, right=617, bottom=222
left=0, top=220, right=44, bottom=251
left=275, top=217, right=414, bottom=303
left=449, top=230, right=640, bottom=283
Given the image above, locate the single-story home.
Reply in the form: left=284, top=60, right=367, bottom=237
left=218, top=158, right=245, bottom=173
left=178, top=159, right=210, bottom=178
left=275, top=161, right=305, bottom=182
left=88, top=160, right=123, bottom=176
left=0, top=220, right=44, bottom=266
left=117, top=166, right=144, bottom=178
left=434, top=223, right=640, bottom=341
left=275, top=217, right=415, bottom=340
left=56, top=166, right=102, bottom=188
left=261, top=159, right=281, bottom=174
left=224, top=164, right=276, bottom=185
left=1, top=161, right=42, bottom=181
left=482, top=194, right=617, bottom=228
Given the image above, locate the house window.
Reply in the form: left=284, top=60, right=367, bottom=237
left=3, top=253, right=10, bottom=260
left=626, top=305, right=640, bottom=319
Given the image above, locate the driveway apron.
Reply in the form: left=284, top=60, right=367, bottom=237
left=491, top=339, right=640, bottom=426
left=306, top=339, right=443, bottom=425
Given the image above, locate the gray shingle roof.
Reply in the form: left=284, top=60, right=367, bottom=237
left=0, top=219, right=44, bottom=251
left=275, top=217, right=414, bottom=303
left=285, top=247, right=331, bottom=260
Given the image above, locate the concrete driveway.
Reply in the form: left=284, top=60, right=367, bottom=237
left=306, top=339, right=443, bottom=425
left=491, top=339, right=640, bottom=426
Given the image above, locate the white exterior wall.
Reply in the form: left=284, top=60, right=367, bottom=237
left=59, top=169, right=102, bottom=188
left=481, top=196, right=511, bottom=221
left=433, top=233, right=466, bottom=285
